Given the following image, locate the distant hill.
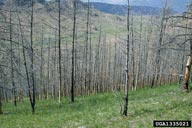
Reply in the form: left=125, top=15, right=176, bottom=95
left=89, top=2, right=170, bottom=16
left=129, top=0, right=189, bottom=13
left=81, top=0, right=189, bottom=13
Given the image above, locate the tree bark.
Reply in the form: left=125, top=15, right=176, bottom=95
left=123, top=0, right=130, bottom=116
left=16, top=4, right=32, bottom=114
left=40, top=26, right=45, bottom=99
left=9, top=1, right=16, bottom=106
left=71, top=0, right=77, bottom=102
left=30, top=0, right=35, bottom=114
left=156, top=0, right=168, bottom=86
left=130, top=17, right=135, bottom=90
left=47, top=36, right=51, bottom=99
left=58, top=0, right=62, bottom=103
left=182, top=55, right=192, bottom=91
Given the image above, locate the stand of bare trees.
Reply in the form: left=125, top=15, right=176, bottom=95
left=0, top=0, right=191, bottom=115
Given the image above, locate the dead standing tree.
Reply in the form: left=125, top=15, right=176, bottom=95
left=16, top=3, right=33, bottom=113
left=151, top=0, right=168, bottom=88
left=58, top=0, right=62, bottom=104
left=71, top=0, right=77, bottom=102
left=122, top=0, right=130, bottom=116
left=182, top=54, right=192, bottom=91
left=8, top=0, right=17, bottom=107
left=30, top=0, right=36, bottom=114
left=182, top=5, right=192, bottom=91
left=165, top=3, right=192, bottom=91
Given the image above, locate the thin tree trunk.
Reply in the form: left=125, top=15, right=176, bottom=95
left=52, top=32, right=57, bottom=98
left=180, top=24, right=187, bottom=83
left=71, top=0, right=77, bottom=102
left=131, top=17, right=135, bottom=90
left=47, top=36, right=51, bottom=99
left=58, top=0, right=62, bottom=103
left=123, top=0, right=130, bottom=116
left=113, top=36, right=117, bottom=91
left=16, top=5, right=32, bottom=114
left=84, top=0, right=90, bottom=95
left=88, top=23, right=92, bottom=94
left=108, top=39, right=112, bottom=92
left=94, top=26, right=101, bottom=94
left=30, top=0, right=35, bottom=114
left=9, top=2, right=16, bottom=106
left=40, top=26, right=45, bottom=99
left=156, top=0, right=168, bottom=86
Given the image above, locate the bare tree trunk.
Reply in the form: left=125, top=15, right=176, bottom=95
left=180, top=24, right=187, bottom=83
left=30, top=0, right=35, bottom=114
left=118, top=41, right=123, bottom=91
left=40, top=26, right=45, bottom=99
left=9, top=1, right=16, bottom=106
left=94, top=26, right=101, bottom=94
left=53, top=33, right=57, bottom=98
left=113, top=36, right=117, bottom=91
left=156, top=0, right=168, bottom=86
left=84, top=0, right=90, bottom=95
left=123, top=0, right=130, bottom=116
left=47, top=36, right=51, bottom=99
left=58, top=0, right=62, bottom=103
left=182, top=55, right=192, bottom=91
left=108, top=39, right=112, bottom=92
left=130, top=17, right=135, bottom=90
left=65, top=40, right=69, bottom=96
left=88, top=23, right=92, bottom=94
left=71, top=0, right=77, bottom=102
left=16, top=5, right=32, bottom=114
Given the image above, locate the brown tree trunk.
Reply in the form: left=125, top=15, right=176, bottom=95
left=182, top=55, right=192, bottom=91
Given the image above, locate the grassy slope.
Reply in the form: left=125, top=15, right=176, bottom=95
left=1, top=84, right=192, bottom=128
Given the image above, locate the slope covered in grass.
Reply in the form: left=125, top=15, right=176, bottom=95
left=0, top=84, right=192, bottom=128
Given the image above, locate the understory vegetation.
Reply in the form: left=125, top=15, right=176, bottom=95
left=1, top=84, right=192, bottom=128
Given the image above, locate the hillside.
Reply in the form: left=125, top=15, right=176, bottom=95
left=1, top=84, right=192, bottom=128
left=81, top=0, right=189, bottom=12
left=130, top=0, right=189, bottom=12
left=89, top=2, right=163, bottom=16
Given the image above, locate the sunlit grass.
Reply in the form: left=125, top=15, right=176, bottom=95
left=0, top=84, right=192, bottom=128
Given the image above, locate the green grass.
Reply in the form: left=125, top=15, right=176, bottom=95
left=1, top=84, right=192, bottom=128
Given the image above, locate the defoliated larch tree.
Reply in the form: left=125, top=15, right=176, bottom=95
left=123, top=0, right=130, bottom=116
left=58, top=0, right=62, bottom=103
left=71, top=0, right=77, bottom=102
left=30, top=0, right=36, bottom=114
